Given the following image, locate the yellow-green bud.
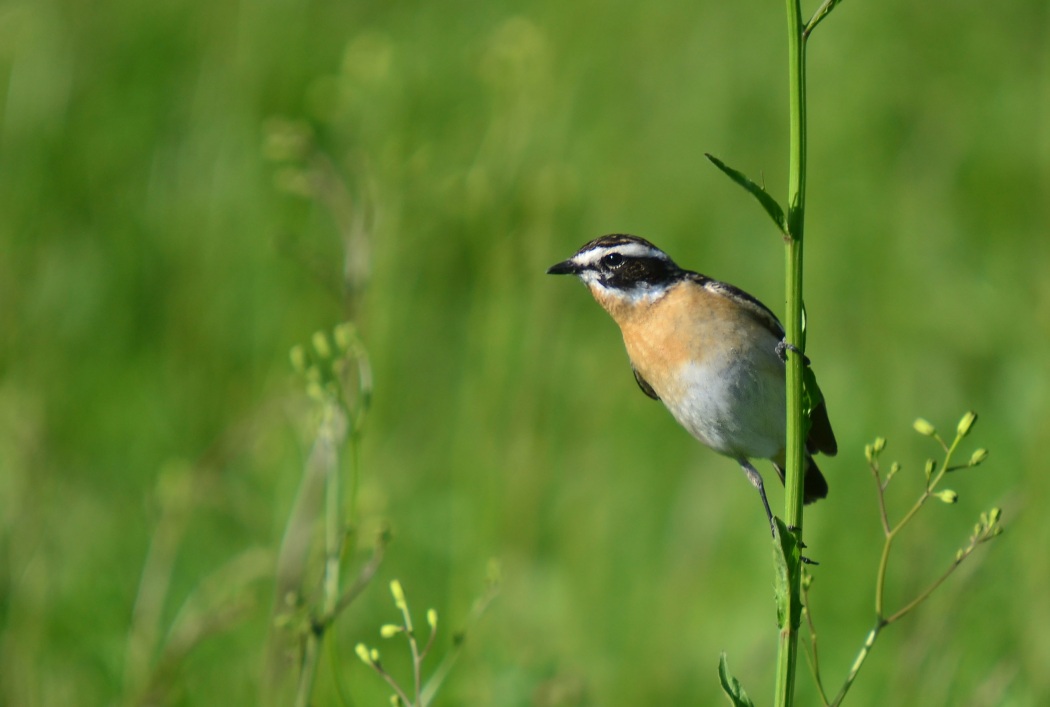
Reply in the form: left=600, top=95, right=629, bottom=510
left=873, top=437, right=886, bottom=454
left=306, top=381, right=325, bottom=401
left=370, top=648, right=380, bottom=663
left=969, top=448, right=989, bottom=466
left=290, top=345, right=307, bottom=373
left=913, top=418, right=936, bottom=436
left=936, top=489, right=958, bottom=504
left=924, top=458, right=936, bottom=481
left=887, top=461, right=901, bottom=482
left=956, top=411, right=977, bottom=438
left=312, top=330, right=332, bottom=359
left=427, top=608, right=438, bottom=630
left=380, top=624, right=402, bottom=638
left=390, top=580, right=407, bottom=610
left=864, top=443, right=874, bottom=464
left=989, top=507, right=1002, bottom=525
left=355, top=643, right=373, bottom=665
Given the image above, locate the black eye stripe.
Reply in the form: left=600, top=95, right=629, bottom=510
left=602, top=255, right=680, bottom=287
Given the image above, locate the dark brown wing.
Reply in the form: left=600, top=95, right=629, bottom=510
left=688, top=272, right=837, bottom=456
left=806, top=399, right=838, bottom=457
left=632, top=366, right=660, bottom=400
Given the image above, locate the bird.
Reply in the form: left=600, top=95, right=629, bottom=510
left=547, top=234, right=836, bottom=528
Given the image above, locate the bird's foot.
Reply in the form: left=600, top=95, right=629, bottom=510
left=776, top=340, right=811, bottom=366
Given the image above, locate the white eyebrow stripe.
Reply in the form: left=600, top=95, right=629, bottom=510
left=572, top=241, right=666, bottom=267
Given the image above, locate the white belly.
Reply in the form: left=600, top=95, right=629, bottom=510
left=662, top=351, right=786, bottom=461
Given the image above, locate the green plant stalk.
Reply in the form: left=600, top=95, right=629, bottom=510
left=774, top=0, right=808, bottom=704
left=293, top=403, right=347, bottom=707
left=323, top=405, right=343, bottom=622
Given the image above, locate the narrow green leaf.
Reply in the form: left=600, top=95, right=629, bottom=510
left=771, top=518, right=800, bottom=628
left=718, top=653, right=756, bottom=707
left=705, top=153, right=788, bottom=235
left=800, top=366, right=825, bottom=436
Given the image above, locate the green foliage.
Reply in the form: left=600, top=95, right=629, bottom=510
left=719, top=653, right=756, bottom=707
left=705, top=153, right=788, bottom=236
left=270, top=323, right=378, bottom=707
left=0, top=0, right=1044, bottom=705
left=356, top=574, right=499, bottom=706
left=772, top=518, right=803, bottom=631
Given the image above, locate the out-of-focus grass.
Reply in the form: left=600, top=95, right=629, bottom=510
left=1, top=0, right=1047, bottom=705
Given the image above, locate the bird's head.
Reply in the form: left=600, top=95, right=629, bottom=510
left=547, top=234, right=684, bottom=310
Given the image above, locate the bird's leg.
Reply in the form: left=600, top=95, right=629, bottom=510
left=775, top=340, right=810, bottom=366
left=739, top=459, right=775, bottom=535
left=744, top=459, right=821, bottom=563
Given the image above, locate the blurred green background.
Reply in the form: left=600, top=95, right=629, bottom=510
left=2, top=0, right=1048, bottom=704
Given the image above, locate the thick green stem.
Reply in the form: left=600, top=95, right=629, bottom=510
left=774, top=0, right=807, bottom=705
left=783, top=237, right=806, bottom=523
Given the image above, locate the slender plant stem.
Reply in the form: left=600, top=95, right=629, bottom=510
left=885, top=556, right=963, bottom=624
left=874, top=474, right=892, bottom=534
left=829, top=623, right=881, bottom=706
left=294, top=403, right=347, bottom=707
left=323, top=406, right=344, bottom=620
left=800, top=580, right=830, bottom=706
left=804, top=0, right=844, bottom=39
left=824, top=426, right=987, bottom=705
left=782, top=0, right=807, bottom=542
left=294, top=628, right=322, bottom=707
left=377, top=667, right=413, bottom=706
left=873, top=532, right=894, bottom=617
left=774, top=0, right=808, bottom=704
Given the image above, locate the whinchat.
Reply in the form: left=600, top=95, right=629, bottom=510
left=547, top=234, right=837, bottom=526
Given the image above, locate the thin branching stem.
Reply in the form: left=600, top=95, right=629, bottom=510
left=375, top=665, right=414, bottom=707
left=808, top=420, right=1001, bottom=707
left=323, top=406, right=344, bottom=618
left=885, top=557, right=963, bottom=625
left=803, top=0, right=845, bottom=40
left=800, top=582, right=830, bottom=706
left=294, top=403, right=348, bottom=707
left=325, top=531, right=388, bottom=627
left=419, top=579, right=499, bottom=705
left=411, top=634, right=423, bottom=704
left=873, top=533, right=893, bottom=618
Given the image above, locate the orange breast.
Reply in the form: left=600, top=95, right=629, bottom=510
left=590, top=280, right=787, bottom=459
left=595, top=282, right=741, bottom=396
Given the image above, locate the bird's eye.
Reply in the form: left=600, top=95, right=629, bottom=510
left=602, top=252, right=624, bottom=268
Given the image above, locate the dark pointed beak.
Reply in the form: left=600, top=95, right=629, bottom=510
left=546, top=259, right=580, bottom=275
